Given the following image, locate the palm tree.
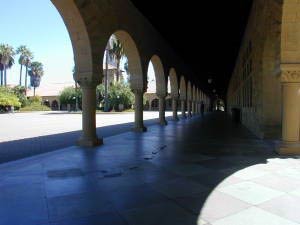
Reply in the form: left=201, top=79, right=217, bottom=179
left=28, top=61, right=44, bottom=96
left=104, top=43, right=110, bottom=111
left=0, top=53, right=4, bottom=86
left=109, top=39, right=125, bottom=82
left=0, top=44, right=15, bottom=86
left=16, top=45, right=33, bottom=86
left=24, top=57, right=32, bottom=94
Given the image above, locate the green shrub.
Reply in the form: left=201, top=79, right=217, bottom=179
left=0, top=87, right=21, bottom=110
left=59, top=87, right=82, bottom=105
left=20, top=102, right=51, bottom=112
left=12, top=86, right=28, bottom=107
left=109, top=82, right=134, bottom=110
left=29, top=95, right=42, bottom=103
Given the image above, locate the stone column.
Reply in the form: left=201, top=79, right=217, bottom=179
left=77, top=84, right=102, bottom=147
left=187, top=100, right=192, bottom=117
left=158, top=95, right=168, bottom=125
left=132, top=89, right=147, bottom=132
left=181, top=100, right=186, bottom=119
left=277, top=70, right=300, bottom=154
left=192, top=101, right=196, bottom=115
left=172, top=97, right=179, bottom=121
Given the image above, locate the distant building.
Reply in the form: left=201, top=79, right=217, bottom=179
left=27, top=82, right=75, bottom=110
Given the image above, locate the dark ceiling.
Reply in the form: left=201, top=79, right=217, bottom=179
left=130, top=0, right=253, bottom=99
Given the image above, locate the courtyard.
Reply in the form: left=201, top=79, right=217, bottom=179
left=0, top=111, right=172, bottom=163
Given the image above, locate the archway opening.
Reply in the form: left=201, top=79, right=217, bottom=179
left=213, top=98, right=226, bottom=111
left=100, top=33, right=134, bottom=112
left=0, top=0, right=92, bottom=162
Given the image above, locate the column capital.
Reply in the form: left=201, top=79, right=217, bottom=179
left=77, top=77, right=100, bottom=88
left=281, top=64, right=300, bottom=83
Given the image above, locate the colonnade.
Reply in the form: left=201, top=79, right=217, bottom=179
left=77, top=81, right=209, bottom=147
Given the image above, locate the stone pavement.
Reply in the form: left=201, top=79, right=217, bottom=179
left=0, top=111, right=172, bottom=163
left=1, top=112, right=300, bottom=225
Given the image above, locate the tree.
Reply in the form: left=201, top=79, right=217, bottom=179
left=0, top=44, right=15, bottom=86
left=16, top=45, right=33, bottom=86
left=28, top=61, right=44, bottom=96
left=0, top=55, right=3, bottom=86
left=109, top=39, right=125, bottom=82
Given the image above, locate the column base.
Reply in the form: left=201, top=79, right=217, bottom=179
left=77, top=136, right=103, bottom=147
left=132, top=126, right=147, bottom=132
left=276, top=141, right=300, bottom=155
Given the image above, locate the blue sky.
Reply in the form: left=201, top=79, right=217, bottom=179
left=0, top=0, right=74, bottom=85
left=0, top=0, right=167, bottom=92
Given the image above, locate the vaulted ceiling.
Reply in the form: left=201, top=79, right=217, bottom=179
left=130, top=0, right=253, bottom=99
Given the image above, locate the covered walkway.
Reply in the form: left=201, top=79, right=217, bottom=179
left=1, top=112, right=300, bottom=225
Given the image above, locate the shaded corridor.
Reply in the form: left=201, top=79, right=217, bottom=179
left=1, top=112, right=299, bottom=225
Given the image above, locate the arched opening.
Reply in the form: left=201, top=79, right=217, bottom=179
left=100, top=31, right=143, bottom=112
left=149, top=55, right=166, bottom=96
left=151, top=98, right=159, bottom=110
left=51, top=0, right=94, bottom=82
left=146, top=55, right=168, bottom=124
left=51, top=100, right=59, bottom=111
left=145, top=61, right=156, bottom=111
left=213, top=98, right=226, bottom=111
left=0, top=0, right=88, bottom=149
left=43, top=100, right=50, bottom=108
left=145, top=56, right=170, bottom=120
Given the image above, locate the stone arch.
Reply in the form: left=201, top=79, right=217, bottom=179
left=281, top=0, right=300, bottom=65
left=112, top=30, right=144, bottom=90
left=187, top=81, right=192, bottom=101
left=149, top=55, right=166, bottom=96
left=169, top=68, right=179, bottom=98
left=179, top=76, right=187, bottom=100
left=51, top=0, right=95, bottom=83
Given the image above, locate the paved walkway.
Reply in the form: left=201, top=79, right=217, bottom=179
left=1, top=112, right=300, bottom=225
left=0, top=111, right=172, bottom=163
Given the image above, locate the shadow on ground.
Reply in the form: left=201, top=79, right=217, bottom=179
left=1, top=112, right=299, bottom=225
left=0, top=116, right=172, bottom=164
